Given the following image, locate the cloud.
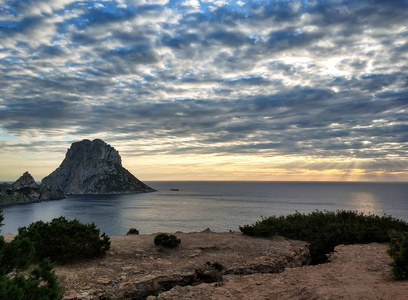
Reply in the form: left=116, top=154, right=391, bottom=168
left=266, top=29, right=323, bottom=51
left=206, top=29, right=254, bottom=47
left=6, top=0, right=77, bottom=16
left=0, top=0, right=407, bottom=180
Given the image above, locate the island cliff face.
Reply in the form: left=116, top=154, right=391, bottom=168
left=42, top=139, right=155, bottom=194
left=0, top=172, right=66, bottom=205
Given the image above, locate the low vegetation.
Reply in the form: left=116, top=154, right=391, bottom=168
left=154, top=233, right=181, bottom=248
left=0, top=259, right=62, bottom=300
left=0, top=208, right=62, bottom=299
left=16, top=216, right=111, bottom=264
left=1, top=210, right=111, bottom=299
left=240, top=210, right=408, bottom=265
left=388, top=231, right=408, bottom=280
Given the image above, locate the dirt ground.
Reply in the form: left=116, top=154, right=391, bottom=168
left=54, top=231, right=310, bottom=299
left=3, top=232, right=408, bottom=299
left=157, top=243, right=408, bottom=300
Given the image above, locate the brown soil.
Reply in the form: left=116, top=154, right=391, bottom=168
left=158, top=243, right=408, bottom=300
left=55, top=232, right=309, bottom=299
left=3, top=232, right=408, bottom=299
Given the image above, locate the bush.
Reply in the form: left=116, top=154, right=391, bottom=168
left=0, top=208, right=62, bottom=299
left=127, top=228, right=139, bottom=235
left=154, top=233, right=181, bottom=248
left=240, top=210, right=408, bottom=264
left=0, top=237, right=35, bottom=275
left=388, top=231, right=408, bottom=280
left=0, top=259, right=62, bottom=300
left=16, top=216, right=111, bottom=264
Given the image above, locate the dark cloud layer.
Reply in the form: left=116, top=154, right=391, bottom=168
left=0, top=0, right=407, bottom=179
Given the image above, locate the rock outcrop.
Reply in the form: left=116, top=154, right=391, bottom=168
left=55, top=232, right=311, bottom=300
left=0, top=172, right=66, bottom=205
left=42, top=139, right=155, bottom=194
left=11, top=171, right=39, bottom=190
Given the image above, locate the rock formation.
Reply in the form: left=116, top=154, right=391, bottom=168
left=42, top=139, right=155, bottom=194
left=11, top=171, right=39, bottom=190
left=0, top=172, right=66, bottom=205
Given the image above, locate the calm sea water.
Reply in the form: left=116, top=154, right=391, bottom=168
left=1, top=181, right=407, bottom=235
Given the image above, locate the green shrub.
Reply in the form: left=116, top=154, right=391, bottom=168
left=16, top=216, right=111, bottom=264
left=0, top=208, right=62, bottom=299
left=388, top=231, right=408, bottom=280
left=154, top=233, right=181, bottom=248
left=0, top=259, right=62, bottom=300
left=240, top=210, right=408, bottom=264
left=0, top=237, right=35, bottom=275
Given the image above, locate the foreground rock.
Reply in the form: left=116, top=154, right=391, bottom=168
left=155, top=243, right=408, bottom=300
left=54, top=232, right=310, bottom=299
left=42, top=139, right=155, bottom=194
left=0, top=172, right=65, bottom=205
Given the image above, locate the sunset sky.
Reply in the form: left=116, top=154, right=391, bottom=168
left=0, top=0, right=407, bottom=182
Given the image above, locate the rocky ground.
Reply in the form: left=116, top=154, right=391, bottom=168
left=55, top=231, right=310, bottom=299
left=156, top=243, right=408, bottom=300
left=3, top=232, right=408, bottom=299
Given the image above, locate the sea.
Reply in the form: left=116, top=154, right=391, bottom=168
left=1, top=181, right=407, bottom=236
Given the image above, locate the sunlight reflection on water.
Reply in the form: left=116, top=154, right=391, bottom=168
left=349, top=192, right=383, bottom=216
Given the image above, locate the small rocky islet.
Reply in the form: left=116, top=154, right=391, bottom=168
left=0, top=139, right=155, bottom=205
left=0, top=171, right=65, bottom=205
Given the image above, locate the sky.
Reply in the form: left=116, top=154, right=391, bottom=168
left=0, top=0, right=407, bottom=182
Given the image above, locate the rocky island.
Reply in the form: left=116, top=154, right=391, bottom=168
left=0, top=171, right=65, bottom=205
left=42, top=139, right=155, bottom=194
left=1, top=139, right=155, bottom=205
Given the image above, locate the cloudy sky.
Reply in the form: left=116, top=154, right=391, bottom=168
left=0, top=0, right=407, bottom=182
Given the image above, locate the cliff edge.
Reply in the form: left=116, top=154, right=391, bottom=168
left=42, top=139, right=155, bottom=194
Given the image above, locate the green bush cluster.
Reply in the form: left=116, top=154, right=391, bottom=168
left=388, top=231, right=408, bottom=280
left=0, top=259, right=61, bottom=300
left=16, top=216, right=111, bottom=264
left=0, top=210, right=112, bottom=298
left=154, top=233, right=181, bottom=248
left=0, top=208, right=62, bottom=299
left=240, top=210, right=408, bottom=264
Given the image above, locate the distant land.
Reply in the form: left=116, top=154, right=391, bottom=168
left=0, top=139, right=155, bottom=205
left=0, top=171, right=65, bottom=205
